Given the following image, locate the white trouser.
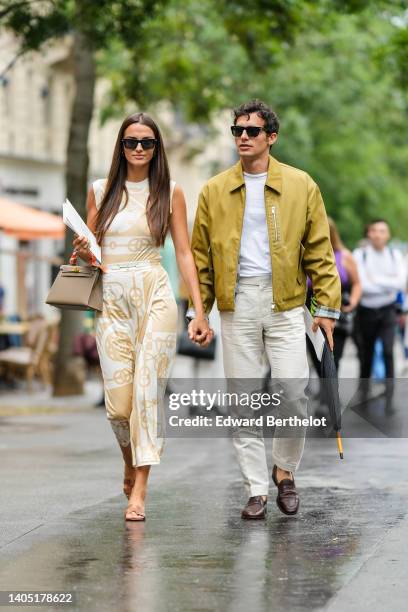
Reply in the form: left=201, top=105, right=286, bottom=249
left=220, top=274, right=309, bottom=497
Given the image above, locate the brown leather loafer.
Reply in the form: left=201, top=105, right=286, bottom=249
left=272, top=465, right=299, bottom=516
left=241, top=496, right=267, bottom=520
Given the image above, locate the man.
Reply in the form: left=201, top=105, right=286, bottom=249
left=188, top=100, right=341, bottom=519
left=353, top=219, right=406, bottom=410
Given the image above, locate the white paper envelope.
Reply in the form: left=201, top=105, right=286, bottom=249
left=303, top=305, right=325, bottom=361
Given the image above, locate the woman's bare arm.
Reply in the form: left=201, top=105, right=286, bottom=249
left=342, top=249, right=362, bottom=310
left=169, top=184, right=213, bottom=345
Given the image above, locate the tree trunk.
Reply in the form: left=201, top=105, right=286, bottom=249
left=53, top=31, right=96, bottom=396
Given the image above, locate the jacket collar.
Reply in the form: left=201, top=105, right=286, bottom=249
left=228, top=155, right=282, bottom=194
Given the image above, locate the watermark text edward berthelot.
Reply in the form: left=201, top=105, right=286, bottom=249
left=168, top=415, right=327, bottom=428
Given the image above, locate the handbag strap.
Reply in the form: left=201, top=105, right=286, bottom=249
left=69, top=249, right=106, bottom=272
left=69, top=250, right=79, bottom=265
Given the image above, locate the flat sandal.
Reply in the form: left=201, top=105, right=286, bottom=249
left=124, top=505, right=146, bottom=522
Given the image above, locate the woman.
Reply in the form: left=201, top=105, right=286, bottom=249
left=328, top=217, right=362, bottom=369
left=73, top=112, right=213, bottom=521
left=307, top=217, right=361, bottom=370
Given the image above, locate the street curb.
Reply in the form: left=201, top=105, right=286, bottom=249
left=0, top=381, right=102, bottom=416
left=0, top=404, right=98, bottom=416
left=325, top=513, right=408, bottom=612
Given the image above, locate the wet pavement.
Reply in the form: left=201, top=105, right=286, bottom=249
left=1, top=405, right=408, bottom=611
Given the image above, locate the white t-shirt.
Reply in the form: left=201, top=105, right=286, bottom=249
left=353, top=244, right=407, bottom=308
left=238, top=171, right=271, bottom=277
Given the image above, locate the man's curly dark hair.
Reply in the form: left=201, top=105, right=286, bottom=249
left=233, top=99, right=279, bottom=134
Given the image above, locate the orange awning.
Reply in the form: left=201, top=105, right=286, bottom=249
left=0, top=197, right=65, bottom=240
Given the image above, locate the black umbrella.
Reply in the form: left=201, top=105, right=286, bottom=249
left=320, top=335, right=343, bottom=458
left=304, top=307, right=344, bottom=459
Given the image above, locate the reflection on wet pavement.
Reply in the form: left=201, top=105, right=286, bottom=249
left=1, top=473, right=406, bottom=612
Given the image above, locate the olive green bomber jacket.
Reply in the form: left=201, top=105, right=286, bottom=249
left=188, top=155, right=341, bottom=318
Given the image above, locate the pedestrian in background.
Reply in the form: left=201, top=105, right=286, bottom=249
left=188, top=99, right=341, bottom=519
left=353, top=219, right=406, bottom=410
left=327, top=218, right=361, bottom=370
left=309, top=217, right=361, bottom=372
left=73, top=112, right=212, bottom=521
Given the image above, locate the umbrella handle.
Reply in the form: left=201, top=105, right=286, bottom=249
left=336, top=431, right=344, bottom=459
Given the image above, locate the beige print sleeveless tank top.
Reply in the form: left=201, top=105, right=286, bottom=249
left=92, top=178, right=176, bottom=266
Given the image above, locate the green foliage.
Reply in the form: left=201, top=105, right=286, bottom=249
left=97, top=1, right=408, bottom=248
left=0, top=0, right=166, bottom=51
left=99, top=0, right=249, bottom=121
left=1, top=0, right=69, bottom=51
left=263, top=12, right=408, bottom=245
left=2, top=0, right=407, bottom=247
left=377, top=19, right=408, bottom=92
left=98, top=0, right=331, bottom=121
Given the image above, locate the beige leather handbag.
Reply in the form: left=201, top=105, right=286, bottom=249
left=45, top=251, right=103, bottom=312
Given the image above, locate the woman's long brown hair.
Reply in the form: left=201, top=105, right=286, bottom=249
left=328, top=217, right=344, bottom=252
left=95, top=112, right=171, bottom=247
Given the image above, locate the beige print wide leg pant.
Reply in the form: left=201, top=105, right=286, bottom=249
left=220, top=274, right=309, bottom=498
left=95, top=261, right=178, bottom=467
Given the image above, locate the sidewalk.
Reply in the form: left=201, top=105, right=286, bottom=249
left=1, top=336, right=408, bottom=612
left=326, top=514, right=408, bottom=612
left=0, top=406, right=407, bottom=611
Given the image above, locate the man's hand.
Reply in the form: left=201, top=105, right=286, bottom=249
left=312, top=316, right=336, bottom=351
left=188, top=318, right=214, bottom=347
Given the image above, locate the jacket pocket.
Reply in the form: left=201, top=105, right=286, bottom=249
left=296, top=243, right=306, bottom=285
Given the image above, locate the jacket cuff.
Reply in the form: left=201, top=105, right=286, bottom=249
left=313, top=305, right=341, bottom=320
left=310, top=295, right=340, bottom=320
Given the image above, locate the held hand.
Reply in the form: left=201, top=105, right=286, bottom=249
left=188, top=318, right=214, bottom=347
left=200, top=326, right=215, bottom=347
left=312, top=316, right=336, bottom=351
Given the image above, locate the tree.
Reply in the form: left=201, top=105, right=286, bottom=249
left=1, top=0, right=168, bottom=395
left=257, top=10, right=408, bottom=246
left=98, top=2, right=408, bottom=246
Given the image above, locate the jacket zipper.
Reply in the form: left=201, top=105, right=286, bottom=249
left=270, top=202, right=279, bottom=310
left=235, top=189, right=246, bottom=275
left=271, top=206, right=280, bottom=242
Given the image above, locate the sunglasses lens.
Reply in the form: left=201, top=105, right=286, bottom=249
left=246, top=127, right=261, bottom=137
left=231, top=126, right=244, bottom=137
left=141, top=139, right=156, bottom=150
left=123, top=139, right=137, bottom=150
